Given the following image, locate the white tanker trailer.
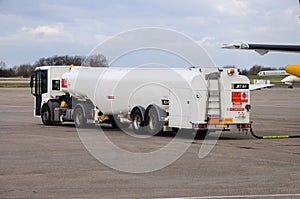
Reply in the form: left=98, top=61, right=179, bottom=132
left=30, top=65, right=252, bottom=135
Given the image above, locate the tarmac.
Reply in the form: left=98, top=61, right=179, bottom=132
left=0, top=88, right=300, bottom=198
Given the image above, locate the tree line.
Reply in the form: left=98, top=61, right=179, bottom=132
left=0, top=54, right=108, bottom=78
left=1, top=56, right=281, bottom=78
left=239, top=65, right=283, bottom=76
left=224, top=65, right=282, bottom=76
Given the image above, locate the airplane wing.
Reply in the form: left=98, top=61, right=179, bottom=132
left=249, top=83, right=274, bottom=91
left=222, top=43, right=300, bottom=55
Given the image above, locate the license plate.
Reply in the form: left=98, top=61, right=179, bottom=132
left=216, top=124, right=228, bottom=129
left=233, top=83, right=249, bottom=89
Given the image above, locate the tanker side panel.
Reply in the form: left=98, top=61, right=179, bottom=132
left=93, top=68, right=198, bottom=116
left=65, top=67, right=214, bottom=126
left=189, top=74, right=208, bottom=124
left=94, top=68, right=133, bottom=115
left=169, top=71, right=212, bottom=128
left=95, top=68, right=173, bottom=115
left=169, top=88, right=192, bottom=128
left=64, top=67, right=107, bottom=102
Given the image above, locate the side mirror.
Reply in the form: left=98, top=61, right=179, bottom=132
left=30, top=74, right=35, bottom=96
left=30, top=75, right=34, bottom=88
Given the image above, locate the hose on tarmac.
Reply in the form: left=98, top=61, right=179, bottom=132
left=250, top=123, right=300, bottom=139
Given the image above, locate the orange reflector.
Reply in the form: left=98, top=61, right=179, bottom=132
left=222, top=118, right=233, bottom=123
left=208, top=118, right=233, bottom=124
left=100, top=114, right=106, bottom=120
left=207, top=118, right=220, bottom=124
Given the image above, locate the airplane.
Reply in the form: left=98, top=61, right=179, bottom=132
left=222, top=1, right=300, bottom=87
left=222, top=43, right=300, bottom=87
left=221, top=43, right=300, bottom=55
left=282, top=64, right=300, bottom=87
left=257, top=70, right=289, bottom=77
left=281, top=75, right=300, bottom=87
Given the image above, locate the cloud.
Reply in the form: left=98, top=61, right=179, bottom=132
left=0, top=23, right=71, bottom=47
left=281, top=8, right=294, bottom=16
left=0, top=0, right=299, bottom=69
left=196, top=36, right=218, bottom=47
left=94, top=34, right=114, bottom=43
left=254, top=25, right=272, bottom=33
left=22, top=24, right=65, bottom=36
left=216, top=0, right=258, bottom=16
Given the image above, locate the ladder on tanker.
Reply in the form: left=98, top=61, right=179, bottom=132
left=205, top=72, right=222, bottom=123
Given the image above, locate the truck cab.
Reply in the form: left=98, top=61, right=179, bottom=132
left=30, top=66, right=70, bottom=117
left=30, top=65, right=106, bottom=127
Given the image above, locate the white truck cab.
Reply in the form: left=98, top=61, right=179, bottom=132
left=30, top=66, right=70, bottom=117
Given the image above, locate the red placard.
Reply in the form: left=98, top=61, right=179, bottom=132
left=232, top=92, right=248, bottom=103
left=229, top=107, right=245, bottom=111
left=61, top=78, right=67, bottom=88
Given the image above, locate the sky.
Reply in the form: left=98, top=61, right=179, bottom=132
left=0, top=0, right=299, bottom=69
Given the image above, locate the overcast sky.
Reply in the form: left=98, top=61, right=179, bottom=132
left=0, top=0, right=299, bottom=69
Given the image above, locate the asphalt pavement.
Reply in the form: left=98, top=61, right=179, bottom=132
left=0, top=88, right=299, bottom=198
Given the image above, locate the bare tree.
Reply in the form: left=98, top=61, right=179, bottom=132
left=82, top=54, right=108, bottom=67
left=34, top=55, right=85, bottom=67
left=16, top=64, right=35, bottom=78
left=0, top=61, right=17, bottom=77
left=0, top=61, right=6, bottom=69
left=0, top=54, right=108, bottom=77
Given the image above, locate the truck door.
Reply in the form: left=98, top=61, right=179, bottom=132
left=30, top=69, right=48, bottom=116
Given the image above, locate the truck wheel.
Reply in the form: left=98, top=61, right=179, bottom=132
left=74, top=106, right=86, bottom=128
left=131, top=109, right=144, bottom=134
left=146, top=106, right=164, bottom=135
left=41, top=105, right=53, bottom=125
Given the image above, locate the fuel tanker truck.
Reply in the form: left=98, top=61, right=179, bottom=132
left=30, top=65, right=252, bottom=135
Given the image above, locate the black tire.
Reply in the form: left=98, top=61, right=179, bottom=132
left=131, top=109, right=144, bottom=134
left=74, top=106, right=87, bottom=128
left=110, top=116, right=118, bottom=128
left=41, top=105, right=53, bottom=125
left=145, top=106, right=164, bottom=135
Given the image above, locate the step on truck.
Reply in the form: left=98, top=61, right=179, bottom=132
left=30, top=65, right=252, bottom=135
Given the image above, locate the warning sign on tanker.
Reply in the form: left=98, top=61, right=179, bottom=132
left=232, top=92, right=248, bottom=103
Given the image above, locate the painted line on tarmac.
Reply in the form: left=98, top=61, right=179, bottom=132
left=159, top=193, right=300, bottom=199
